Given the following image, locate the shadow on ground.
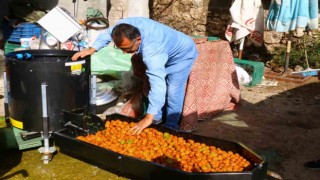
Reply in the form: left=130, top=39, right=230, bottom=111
left=195, top=81, right=320, bottom=180
left=0, top=119, right=23, bottom=179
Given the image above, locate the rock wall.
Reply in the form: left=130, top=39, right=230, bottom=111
left=108, top=0, right=127, bottom=26
left=150, top=0, right=208, bottom=36
left=149, top=0, right=276, bottom=39
left=57, top=0, right=318, bottom=57
left=149, top=0, right=319, bottom=60
left=206, top=8, right=230, bottom=37
left=109, top=0, right=150, bottom=26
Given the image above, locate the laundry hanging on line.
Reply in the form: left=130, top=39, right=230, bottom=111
left=266, top=0, right=319, bottom=33
left=225, top=0, right=264, bottom=47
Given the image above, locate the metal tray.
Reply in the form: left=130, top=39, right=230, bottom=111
left=54, top=113, right=267, bottom=180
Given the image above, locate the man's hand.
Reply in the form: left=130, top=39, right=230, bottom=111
left=71, top=47, right=96, bottom=61
left=129, top=114, right=154, bottom=135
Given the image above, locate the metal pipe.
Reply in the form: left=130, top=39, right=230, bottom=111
left=90, top=75, right=97, bottom=114
left=41, top=83, right=49, bottom=140
left=38, top=82, right=56, bottom=164
left=3, top=72, right=10, bottom=127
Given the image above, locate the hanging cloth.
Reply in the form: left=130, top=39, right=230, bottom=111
left=225, top=0, right=264, bottom=46
left=266, top=0, right=318, bottom=32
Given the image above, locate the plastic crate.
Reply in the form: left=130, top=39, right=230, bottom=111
left=234, top=58, right=265, bottom=86
left=12, top=127, right=42, bottom=150
left=192, top=36, right=220, bottom=41
left=3, top=23, right=42, bottom=43
left=4, top=41, right=21, bottom=54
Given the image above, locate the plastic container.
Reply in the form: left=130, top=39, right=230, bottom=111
left=193, top=36, right=220, bottom=41
left=2, top=23, right=42, bottom=43
left=4, top=41, right=21, bottom=54
left=54, top=113, right=268, bottom=180
left=234, top=58, right=265, bottom=87
left=12, top=127, right=42, bottom=150
left=45, top=33, right=58, bottom=46
left=5, top=50, right=91, bottom=132
left=20, top=37, right=32, bottom=48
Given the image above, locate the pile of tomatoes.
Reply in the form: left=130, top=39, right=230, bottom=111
left=77, top=119, right=251, bottom=173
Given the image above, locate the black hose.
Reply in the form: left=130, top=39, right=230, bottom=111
left=83, top=17, right=109, bottom=30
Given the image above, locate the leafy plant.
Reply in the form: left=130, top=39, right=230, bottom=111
left=272, top=31, right=320, bottom=70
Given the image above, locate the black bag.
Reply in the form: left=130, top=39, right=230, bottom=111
left=9, top=0, right=46, bottom=22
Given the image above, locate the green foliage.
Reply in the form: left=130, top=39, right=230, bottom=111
left=272, top=32, right=320, bottom=70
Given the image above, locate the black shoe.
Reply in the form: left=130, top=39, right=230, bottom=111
left=304, top=159, right=320, bottom=170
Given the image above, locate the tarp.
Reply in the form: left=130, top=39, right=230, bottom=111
left=180, top=40, right=240, bottom=132
left=91, top=45, right=132, bottom=79
left=225, top=0, right=264, bottom=46
left=266, top=0, right=319, bottom=32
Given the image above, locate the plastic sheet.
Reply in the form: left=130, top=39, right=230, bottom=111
left=91, top=45, right=132, bottom=79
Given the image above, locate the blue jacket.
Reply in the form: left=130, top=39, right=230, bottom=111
left=92, top=17, right=198, bottom=115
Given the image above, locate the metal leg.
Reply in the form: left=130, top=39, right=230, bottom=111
left=38, top=28, right=45, bottom=49
left=3, top=72, right=10, bottom=127
left=38, top=83, right=56, bottom=164
left=90, top=75, right=97, bottom=115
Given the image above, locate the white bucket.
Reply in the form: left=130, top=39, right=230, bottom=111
left=45, top=34, right=58, bottom=46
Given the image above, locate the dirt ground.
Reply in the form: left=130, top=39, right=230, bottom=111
left=0, top=51, right=320, bottom=180
left=194, top=75, right=320, bottom=180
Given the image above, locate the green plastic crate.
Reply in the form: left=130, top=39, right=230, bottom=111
left=0, top=117, right=19, bottom=150
left=192, top=36, right=220, bottom=41
left=12, top=127, right=42, bottom=150
left=234, top=58, right=265, bottom=86
left=4, top=41, right=21, bottom=54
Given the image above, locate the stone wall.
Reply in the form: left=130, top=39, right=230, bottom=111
left=149, top=0, right=273, bottom=40
left=32, top=0, right=318, bottom=61
left=206, top=8, right=230, bottom=37
left=110, top=0, right=208, bottom=36
left=148, top=0, right=319, bottom=61
left=148, top=0, right=276, bottom=39
left=150, top=0, right=208, bottom=36
left=108, top=0, right=127, bottom=26
left=108, top=0, right=149, bottom=26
